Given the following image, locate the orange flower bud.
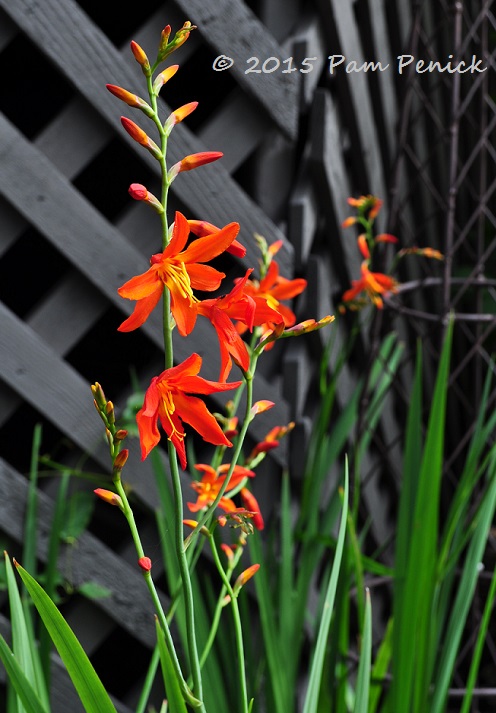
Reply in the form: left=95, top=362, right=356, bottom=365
left=282, top=315, right=335, bottom=338
left=120, top=117, right=162, bottom=160
left=106, top=84, right=152, bottom=116
left=233, top=564, right=260, bottom=595
left=250, top=400, right=275, bottom=417
left=91, top=382, right=106, bottom=409
left=358, top=234, right=370, bottom=259
left=342, top=216, right=356, bottom=228
left=268, top=239, right=283, bottom=256
left=221, top=543, right=235, bottom=562
left=158, top=25, right=172, bottom=53
left=169, top=151, right=223, bottom=179
left=105, top=400, right=115, bottom=424
left=375, top=233, right=398, bottom=244
left=114, top=449, right=129, bottom=471
left=130, top=41, right=151, bottom=75
left=164, top=102, right=198, bottom=133
left=153, top=64, right=179, bottom=94
left=187, top=219, right=246, bottom=258
left=114, top=429, right=128, bottom=441
left=183, top=519, right=210, bottom=536
left=138, top=556, right=152, bottom=572
left=172, top=101, right=198, bottom=123
left=94, top=488, right=123, bottom=508
left=128, top=183, right=163, bottom=213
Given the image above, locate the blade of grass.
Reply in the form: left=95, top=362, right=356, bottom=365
left=368, top=617, right=393, bottom=713
left=391, top=319, right=453, bottom=713
left=0, top=635, right=49, bottom=713
left=155, top=618, right=188, bottom=713
left=15, top=562, right=118, bottom=713
left=353, top=588, right=372, bottom=713
left=430, top=456, right=496, bottom=713
left=4, top=553, right=49, bottom=712
left=302, top=458, right=349, bottom=713
left=459, top=563, right=496, bottom=713
left=249, top=531, right=290, bottom=713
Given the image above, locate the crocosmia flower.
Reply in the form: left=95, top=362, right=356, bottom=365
left=118, top=211, right=239, bottom=335
left=137, top=353, right=242, bottom=467
left=197, top=269, right=284, bottom=380
left=342, top=261, right=398, bottom=309
left=235, top=260, right=307, bottom=336
left=187, top=463, right=255, bottom=513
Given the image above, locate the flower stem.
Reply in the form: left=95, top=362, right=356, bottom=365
left=112, top=476, right=201, bottom=708
left=184, top=363, right=257, bottom=549
left=209, top=536, right=249, bottom=713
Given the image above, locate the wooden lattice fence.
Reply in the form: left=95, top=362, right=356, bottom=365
left=0, top=0, right=494, bottom=710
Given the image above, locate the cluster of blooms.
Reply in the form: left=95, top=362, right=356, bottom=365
left=94, top=22, right=332, bottom=536
left=340, top=195, right=443, bottom=310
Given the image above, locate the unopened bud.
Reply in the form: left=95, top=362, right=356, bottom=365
left=120, top=117, right=162, bottom=160
left=106, top=84, right=153, bottom=116
left=183, top=519, right=210, bottom=536
left=94, top=488, right=123, bottom=508
left=128, top=183, right=163, bottom=213
left=233, top=564, right=260, bottom=596
left=114, top=429, right=128, bottom=441
left=138, top=556, right=152, bottom=572
left=153, top=64, right=179, bottom=95
left=91, top=382, right=106, bottom=408
left=106, top=401, right=115, bottom=424
left=113, top=449, right=129, bottom=471
left=130, top=41, right=151, bottom=75
left=168, top=151, right=223, bottom=180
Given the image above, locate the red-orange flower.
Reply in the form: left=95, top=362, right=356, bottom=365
left=235, top=260, right=307, bottom=336
left=187, top=463, right=255, bottom=513
left=118, top=211, right=239, bottom=335
left=197, top=269, right=284, bottom=380
left=247, top=422, right=295, bottom=462
left=342, top=262, right=398, bottom=309
left=136, top=353, right=242, bottom=467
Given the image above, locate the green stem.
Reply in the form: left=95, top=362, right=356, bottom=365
left=168, top=444, right=206, bottom=709
left=184, top=365, right=257, bottom=548
left=113, top=476, right=201, bottom=708
left=198, top=542, right=245, bottom=670
left=209, top=536, right=249, bottom=713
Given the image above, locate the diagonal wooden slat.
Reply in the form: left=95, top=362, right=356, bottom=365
left=172, top=0, right=300, bottom=139
left=0, top=0, right=294, bottom=277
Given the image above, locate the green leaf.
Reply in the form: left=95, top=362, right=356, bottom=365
left=4, top=553, right=50, bottom=711
left=155, top=618, right=188, bottom=713
left=15, top=562, right=117, bottom=713
left=354, top=589, right=372, bottom=713
left=0, top=635, right=49, bottom=713
left=430, top=458, right=496, bottom=713
left=302, top=458, right=349, bottom=713
left=391, top=320, right=453, bottom=713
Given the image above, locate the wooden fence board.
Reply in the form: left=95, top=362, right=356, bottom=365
left=173, top=0, right=300, bottom=139
left=0, top=0, right=294, bottom=277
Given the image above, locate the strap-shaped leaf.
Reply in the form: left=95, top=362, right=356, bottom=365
left=0, top=634, right=49, bottom=713
left=15, top=562, right=117, bottom=713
